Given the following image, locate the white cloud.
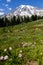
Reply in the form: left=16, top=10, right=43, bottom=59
left=8, top=8, right=12, bottom=10
left=0, top=8, right=4, bottom=15
left=5, top=4, right=9, bottom=7
left=3, top=4, right=9, bottom=7
left=7, top=0, right=11, bottom=2
left=0, top=12, right=4, bottom=15
left=0, top=9, right=4, bottom=11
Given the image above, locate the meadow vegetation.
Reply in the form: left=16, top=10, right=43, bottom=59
left=0, top=19, right=43, bottom=65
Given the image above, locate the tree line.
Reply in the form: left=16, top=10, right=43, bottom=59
left=0, top=15, right=43, bottom=27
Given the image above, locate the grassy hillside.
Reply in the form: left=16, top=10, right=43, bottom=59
left=0, top=19, right=43, bottom=65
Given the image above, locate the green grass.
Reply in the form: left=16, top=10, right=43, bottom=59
left=0, top=19, right=43, bottom=65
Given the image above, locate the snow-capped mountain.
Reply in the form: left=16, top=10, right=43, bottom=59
left=14, top=5, right=43, bottom=17
left=1, top=5, right=43, bottom=19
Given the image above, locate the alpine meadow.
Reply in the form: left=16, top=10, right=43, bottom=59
left=0, top=1, right=43, bottom=65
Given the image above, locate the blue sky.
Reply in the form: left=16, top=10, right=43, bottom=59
left=0, top=0, right=43, bottom=15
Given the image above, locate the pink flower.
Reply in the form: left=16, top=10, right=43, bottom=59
left=4, top=55, right=8, bottom=60
left=0, top=56, right=4, bottom=60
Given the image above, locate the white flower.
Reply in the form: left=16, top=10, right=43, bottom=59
left=23, top=43, right=28, bottom=47
left=4, top=49, right=7, bottom=52
left=19, top=50, right=22, bottom=53
left=4, top=55, right=8, bottom=60
left=18, top=53, right=22, bottom=58
left=0, top=56, right=4, bottom=60
left=9, top=47, right=12, bottom=51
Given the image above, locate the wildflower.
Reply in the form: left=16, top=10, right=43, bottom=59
left=19, top=50, right=22, bottom=53
left=34, top=42, right=36, bottom=45
left=9, top=47, right=12, bottom=51
left=4, top=49, right=7, bottom=52
left=0, top=56, right=4, bottom=60
left=40, top=52, right=43, bottom=55
left=23, top=43, right=28, bottom=47
left=35, top=28, right=40, bottom=31
left=4, top=55, right=8, bottom=60
left=18, top=53, right=22, bottom=58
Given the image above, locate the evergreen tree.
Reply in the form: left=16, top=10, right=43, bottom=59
left=31, top=15, right=37, bottom=21
left=12, top=16, right=16, bottom=25
left=0, top=17, right=4, bottom=27
left=16, top=16, right=21, bottom=24
left=37, top=16, right=41, bottom=20
left=4, top=17, right=10, bottom=26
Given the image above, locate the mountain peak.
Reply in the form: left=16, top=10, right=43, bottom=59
left=17, top=5, right=35, bottom=9
left=14, top=5, right=40, bottom=17
left=19, top=5, right=34, bottom=7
